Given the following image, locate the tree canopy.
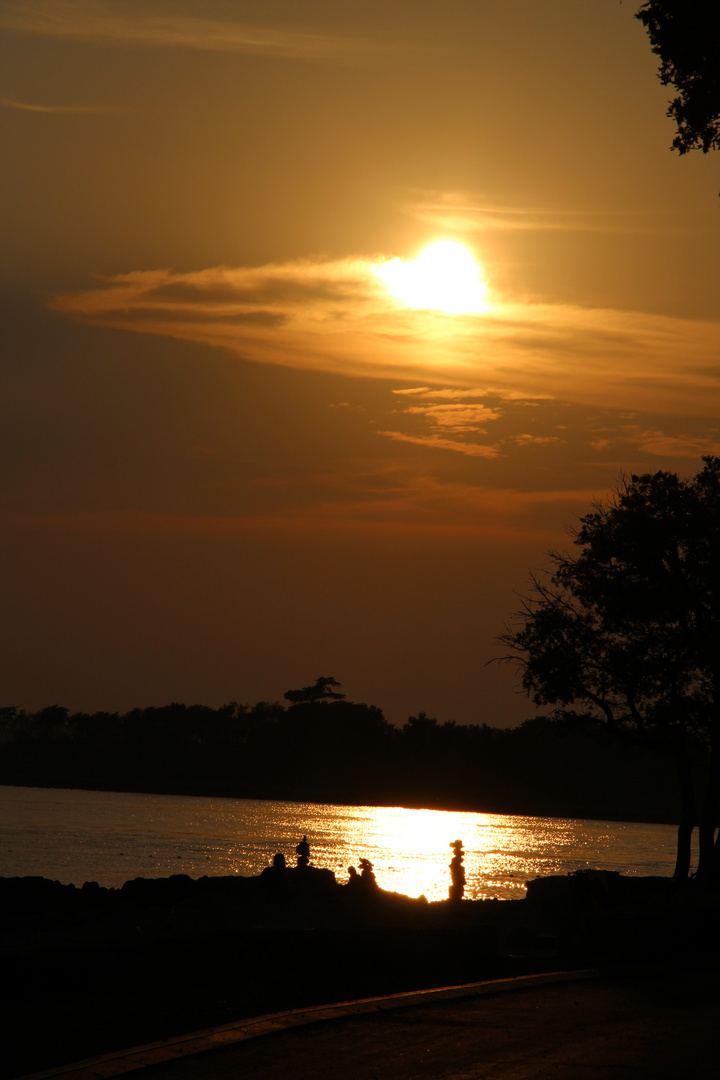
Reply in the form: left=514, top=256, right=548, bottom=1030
left=636, top=2, right=720, bottom=154
left=0, top=698, right=681, bottom=825
left=284, top=676, right=345, bottom=705
left=499, top=457, right=720, bottom=882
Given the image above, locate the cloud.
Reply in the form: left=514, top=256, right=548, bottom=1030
left=511, top=434, right=563, bottom=447
left=393, top=386, right=498, bottom=401
left=403, top=403, right=501, bottom=431
left=404, top=190, right=659, bottom=236
left=1, top=95, right=127, bottom=113
left=621, top=427, right=720, bottom=459
left=50, top=256, right=720, bottom=421
left=0, top=0, right=393, bottom=63
left=0, top=477, right=599, bottom=541
left=585, top=420, right=720, bottom=463
left=381, top=389, right=574, bottom=459
left=378, top=431, right=501, bottom=458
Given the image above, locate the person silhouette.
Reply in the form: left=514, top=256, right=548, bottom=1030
left=358, top=858, right=378, bottom=888
left=260, top=852, right=287, bottom=887
left=296, top=835, right=310, bottom=867
left=449, top=840, right=466, bottom=902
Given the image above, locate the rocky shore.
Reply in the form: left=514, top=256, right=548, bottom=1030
left=2, top=868, right=717, bottom=1079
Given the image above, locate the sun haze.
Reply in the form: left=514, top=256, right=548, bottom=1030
left=375, top=241, right=487, bottom=314
left=2, top=1, right=719, bottom=729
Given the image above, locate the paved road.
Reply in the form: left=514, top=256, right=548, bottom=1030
left=101, top=966, right=717, bottom=1080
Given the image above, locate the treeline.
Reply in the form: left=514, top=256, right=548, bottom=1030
left=0, top=699, right=703, bottom=823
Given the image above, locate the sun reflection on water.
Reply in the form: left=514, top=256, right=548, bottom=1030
left=0, top=787, right=681, bottom=898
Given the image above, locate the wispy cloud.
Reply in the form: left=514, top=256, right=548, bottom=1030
left=404, top=190, right=657, bottom=236
left=0, top=0, right=393, bottom=62
left=378, top=430, right=501, bottom=458
left=402, top=190, right=707, bottom=241
left=393, top=387, right=486, bottom=400
left=403, top=403, right=500, bottom=431
left=382, top=388, right=572, bottom=459
left=1, top=95, right=127, bottom=113
left=510, top=434, right=563, bottom=448
left=620, top=427, right=720, bottom=459
left=50, top=257, right=720, bottom=421
left=0, top=477, right=602, bottom=542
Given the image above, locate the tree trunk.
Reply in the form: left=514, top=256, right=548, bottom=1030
left=673, top=740, right=696, bottom=881
left=696, top=719, right=720, bottom=885
left=697, top=794, right=719, bottom=885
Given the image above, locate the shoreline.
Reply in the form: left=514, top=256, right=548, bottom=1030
left=0, top=779, right=681, bottom=828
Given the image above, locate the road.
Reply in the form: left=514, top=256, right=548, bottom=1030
left=53, top=966, right=716, bottom=1080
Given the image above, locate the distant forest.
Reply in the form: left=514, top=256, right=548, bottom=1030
left=0, top=695, right=706, bottom=825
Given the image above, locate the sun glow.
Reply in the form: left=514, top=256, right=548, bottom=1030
left=376, top=240, right=487, bottom=314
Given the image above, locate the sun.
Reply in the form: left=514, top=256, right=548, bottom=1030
left=375, top=240, right=487, bottom=314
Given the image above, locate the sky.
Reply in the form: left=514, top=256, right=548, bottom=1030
left=1, top=0, right=719, bottom=728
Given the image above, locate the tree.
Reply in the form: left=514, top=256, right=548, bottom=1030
left=635, top=2, right=720, bottom=154
left=283, top=676, right=345, bottom=705
left=497, top=458, right=720, bottom=883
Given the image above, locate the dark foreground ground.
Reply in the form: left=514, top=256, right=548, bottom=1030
left=138, top=966, right=720, bottom=1080
left=2, top=869, right=719, bottom=1079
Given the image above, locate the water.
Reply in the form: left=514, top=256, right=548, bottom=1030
left=0, top=785, right=680, bottom=901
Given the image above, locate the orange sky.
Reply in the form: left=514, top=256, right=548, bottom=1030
left=1, top=1, right=719, bottom=726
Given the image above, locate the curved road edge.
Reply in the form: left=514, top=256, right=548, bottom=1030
left=19, top=969, right=602, bottom=1080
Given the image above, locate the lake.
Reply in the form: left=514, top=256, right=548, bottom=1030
left=0, top=785, right=681, bottom=901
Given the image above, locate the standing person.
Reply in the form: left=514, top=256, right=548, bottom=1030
left=449, top=840, right=465, bottom=902
left=296, top=835, right=310, bottom=867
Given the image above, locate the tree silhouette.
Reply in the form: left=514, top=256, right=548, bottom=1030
left=284, top=676, right=346, bottom=705
left=636, top=2, right=720, bottom=154
left=498, top=458, right=720, bottom=883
